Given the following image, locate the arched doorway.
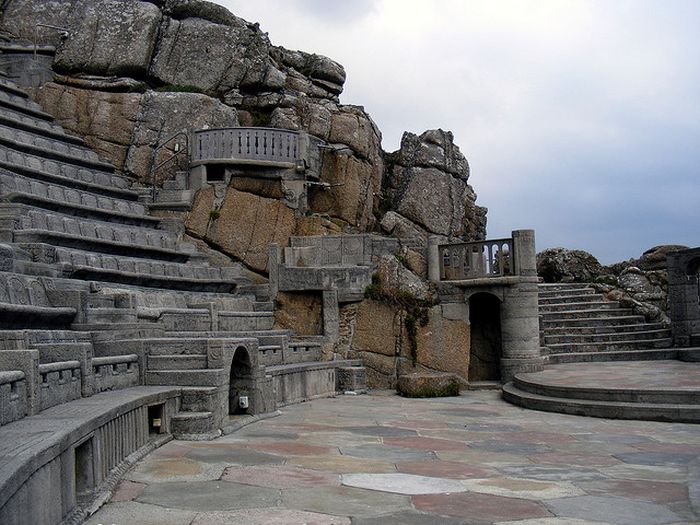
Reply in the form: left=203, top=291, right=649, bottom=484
left=468, top=293, right=502, bottom=381
left=229, top=346, right=252, bottom=415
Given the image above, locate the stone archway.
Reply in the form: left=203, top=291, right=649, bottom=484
left=229, top=346, right=253, bottom=415
left=468, top=292, right=502, bottom=381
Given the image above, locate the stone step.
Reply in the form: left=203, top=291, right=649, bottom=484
left=513, top=372, right=700, bottom=404
left=539, top=308, right=633, bottom=321
left=171, top=410, right=216, bottom=437
left=537, top=283, right=594, bottom=292
left=540, top=314, right=647, bottom=329
left=0, top=145, right=134, bottom=197
left=147, top=354, right=207, bottom=371
left=53, top=247, right=236, bottom=293
left=217, top=311, right=274, bottom=331
left=546, top=348, right=680, bottom=365
left=539, top=301, right=620, bottom=313
left=542, top=322, right=667, bottom=336
left=538, top=288, right=597, bottom=299
left=544, top=338, right=674, bottom=354
left=538, top=293, right=604, bottom=305
left=0, top=122, right=114, bottom=171
left=0, top=104, right=85, bottom=146
left=0, top=76, right=29, bottom=98
left=0, top=88, right=53, bottom=121
left=1, top=206, right=180, bottom=252
left=544, top=328, right=672, bottom=345
left=502, top=382, right=700, bottom=423
left=84, top=307, right=138, bottom=325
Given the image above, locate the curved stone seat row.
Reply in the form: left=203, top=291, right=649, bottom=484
left=0, top=171, right=146, bottom=216
left=0, top=88, right=52, bottom=120
left=0, top=123, right=112, bottom=170
left=0, top=145, right=131, bottom=192
left=0, top=77, right=29, bottom=98
left=54, top=247, right=236, bottom=291
left=0, top=271, right=77, bottom=328
left=12, top=209, right=179, bottom=251
left=0, top=104, right=83, bottom=145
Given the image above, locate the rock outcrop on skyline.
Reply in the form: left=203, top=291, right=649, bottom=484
left=2, top=0, right=486, bottom=275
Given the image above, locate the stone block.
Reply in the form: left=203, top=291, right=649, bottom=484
left=396, top=372, right=461, bottom=398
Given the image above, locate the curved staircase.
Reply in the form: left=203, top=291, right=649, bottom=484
left=503, top=282, right=700, bottom=422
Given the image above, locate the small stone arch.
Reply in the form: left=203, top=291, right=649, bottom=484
left=468, top=292, right=503, bottom=382
left=229, top=346, right=253, bottom=415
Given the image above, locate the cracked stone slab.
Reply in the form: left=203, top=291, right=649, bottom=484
left=545, top=495, right=684, bottom=525
left=189, top=508, right=350, bottom=525
left=413, top=491, right=552, bottom=521
left=343, top=425, right=419, bottom=437
left=185, top=446, right=286, bottom=465
left=600, top=464, right=688, bottom=482
left=136, top=480, right=281, bottom=512
left=341, top=473, right=467, bottom=495
left=282, top=485, right=411, bottom=518
left=287, top=454, right=397, bottom=474
left=497, top=465, right=605, bottom=482
left=351, top=510, right=469, bottom=525
left=494, top=519, right=611, bottom=525
left=221, top=465, right=340, bottom=488
left=126, top=457, right=229, bottom=483
left=396, top=459, right=498, bottom=479
left=614, top=452, right=699, bottom=466
left=340, top=443, right=436, bottom=462
left=461, top=477, right=585, bottom=500
left=84, top=501, right=197, bottom=525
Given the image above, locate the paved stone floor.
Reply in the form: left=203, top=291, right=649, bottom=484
left=88, top=391, right=700, bottom=525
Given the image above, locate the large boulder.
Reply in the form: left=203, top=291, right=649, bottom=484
left=53, top=0, right=161, bottom=77
left=537, top=247, right=604, bottom=283
left=382, top=129, right=486, bottom=244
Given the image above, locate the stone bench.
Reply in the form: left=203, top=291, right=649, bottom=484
left=0, top=89, right=52, bottom=120
left=92, top=354, right=139, bottom=393
left=0, top=104, right=83, bottom=146
left=53, top=248, right=236, bottom=292
left=0, top=370, right=26, bottom=425
left=0, top=123, right=112, bottom=170
left=38, top=359, right=81, bottom=411
left=0, top=272, right=78, bottom=328
left=6, top=215, right=192, bottom=263
left=217, top=311, right=274, bottom=331
left=0, top=147, right=131, bottom=193
left=0, top=176, right=146, bottom=219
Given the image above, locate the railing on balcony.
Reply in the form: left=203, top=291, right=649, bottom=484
left=439, top=238, right=514, bottom=280
left=192, top=127, right=300, bottom=166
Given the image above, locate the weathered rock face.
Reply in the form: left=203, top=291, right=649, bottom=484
left=607, top=244, right=689, bottom=274
left=537, top=247, right=604, bottom=283
left=31, top=80, right=239, bottom=182
left=382, top=129, right=487, bottom=244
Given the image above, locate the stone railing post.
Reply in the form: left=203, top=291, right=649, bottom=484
left=512, top=229, right=536, bottom=277
left=428, top=236, right=441, bottom=282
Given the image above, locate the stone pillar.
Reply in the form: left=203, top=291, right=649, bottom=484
left=322, top=290, right=340, bottom=341
left=667, top=249, right=700, bottom=347
left=268, top=243, right=281, bottom=301
left=428, top=236, right=441, bottom=283
left=499, top=279, right=543, bottom=382
left=512, top=229, right=537, bottom=277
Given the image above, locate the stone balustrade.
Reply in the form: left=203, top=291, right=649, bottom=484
left=192, top=127, right=300, bottom=166
left=438, top=237, right=514, bottom=280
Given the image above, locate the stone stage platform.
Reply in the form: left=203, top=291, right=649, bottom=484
left=88, top=388, right=700, bottom=525
left=504, top=359, right=700, bottom=423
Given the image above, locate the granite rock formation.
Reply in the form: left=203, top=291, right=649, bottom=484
left=537, top=247, right=604, bottom=283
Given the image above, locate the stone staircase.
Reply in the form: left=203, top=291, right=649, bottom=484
left=0, top=67, right=362, bottom=441
left=501, top=282, right=696, bottom=422
left=539, top=282, right=673, bottom=363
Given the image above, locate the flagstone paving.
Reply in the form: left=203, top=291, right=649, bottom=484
left=87, top=390, right=700, bottom=525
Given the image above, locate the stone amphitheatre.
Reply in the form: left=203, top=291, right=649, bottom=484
left=0, top=1, right=698, bottom=524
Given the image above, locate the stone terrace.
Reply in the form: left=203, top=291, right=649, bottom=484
left=88, top=390, right=700, bottom=525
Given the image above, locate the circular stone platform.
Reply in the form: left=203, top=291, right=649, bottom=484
left=503, top=360, right=700, bottom=422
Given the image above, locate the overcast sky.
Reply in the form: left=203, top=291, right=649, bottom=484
left=220, top=0, right=699, bottom=264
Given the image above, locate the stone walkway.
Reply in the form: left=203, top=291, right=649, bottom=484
left=88, top=391, right=700, bottom=525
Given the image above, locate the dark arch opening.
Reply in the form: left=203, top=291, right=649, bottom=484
left=468, top=292, right=502, bottom=382
left=229, top=346, right=252, bottom=415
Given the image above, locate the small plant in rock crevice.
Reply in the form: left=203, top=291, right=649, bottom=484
left=364, top=272, right=434, bottom=366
